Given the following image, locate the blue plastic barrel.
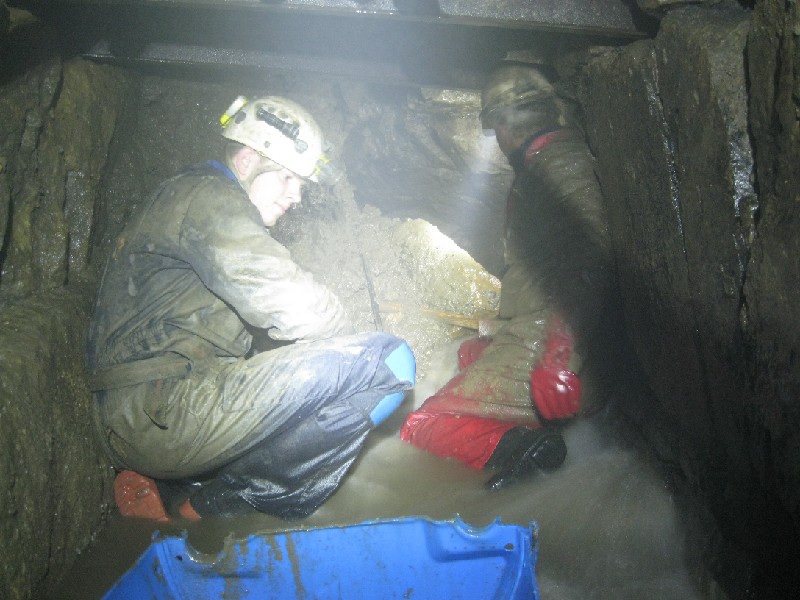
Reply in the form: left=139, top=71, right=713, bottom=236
left=103, top=516, right=539, bottom=599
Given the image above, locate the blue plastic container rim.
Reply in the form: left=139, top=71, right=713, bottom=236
left=103, top=515, right=540, bottom=600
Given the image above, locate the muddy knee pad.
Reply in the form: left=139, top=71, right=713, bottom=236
left=369, top=342, right=416, bottom=426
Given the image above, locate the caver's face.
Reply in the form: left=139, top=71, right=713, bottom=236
left=248, top=167, right=303, bottom=227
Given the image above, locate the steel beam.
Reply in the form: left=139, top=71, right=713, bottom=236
left=15, top=0, right=652, bottom=87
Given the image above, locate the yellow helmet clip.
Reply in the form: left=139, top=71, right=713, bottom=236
left=220, top=96, right=249, bottom=128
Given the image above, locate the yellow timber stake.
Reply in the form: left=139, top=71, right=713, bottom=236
left=378, top=301, right=496, bottom=331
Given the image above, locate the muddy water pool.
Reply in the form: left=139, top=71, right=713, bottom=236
left=57, top=338, right=703, bottom=599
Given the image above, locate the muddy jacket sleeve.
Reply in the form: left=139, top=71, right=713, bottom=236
left=179, top=177, right=352, bottom=342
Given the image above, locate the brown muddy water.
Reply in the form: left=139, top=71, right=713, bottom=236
left=56, top=337, right=704, bottom=599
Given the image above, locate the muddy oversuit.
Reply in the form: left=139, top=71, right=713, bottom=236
left=401, top=127, right=617, bottom=468
left=89, top=162, right=413, bottom=518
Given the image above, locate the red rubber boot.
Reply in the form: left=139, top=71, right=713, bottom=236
left=113, top=470, right=170, bottom=522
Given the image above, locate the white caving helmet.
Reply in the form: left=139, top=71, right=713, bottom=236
left=220, top=96, right=333, bottom=183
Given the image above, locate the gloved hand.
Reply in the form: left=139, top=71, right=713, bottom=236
left=530, top=315, right=582, bottom=420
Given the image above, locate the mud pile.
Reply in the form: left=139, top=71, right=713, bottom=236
left=274, top=181, right=500, bottom=377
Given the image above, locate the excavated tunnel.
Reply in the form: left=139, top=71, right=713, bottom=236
left=2, top=1, right=799, bottom=599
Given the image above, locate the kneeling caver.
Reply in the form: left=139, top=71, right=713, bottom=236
left=88, top=95, right=415, bottom=521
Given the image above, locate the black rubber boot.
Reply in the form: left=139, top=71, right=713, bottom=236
left=485, top=426, right=567, bottom=491
left=155, top=478, right=205, bottom=517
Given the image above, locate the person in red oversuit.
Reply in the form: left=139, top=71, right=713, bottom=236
left=401, top=63, right=619, bottom=489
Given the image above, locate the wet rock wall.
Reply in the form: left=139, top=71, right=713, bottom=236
left=581, top=2, right=799, bottom=596
left=0, top=287, right=111, bottom=600
left=0, top=19, right=128, bottom=600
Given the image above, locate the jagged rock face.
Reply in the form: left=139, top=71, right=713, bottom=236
left=744, top=0, right=800, bottom=589
left=0, top=22, right=127, bottom=600
left=0, top=26, right=127, bottom=297
left=582, top=3, right=800, bottom=596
